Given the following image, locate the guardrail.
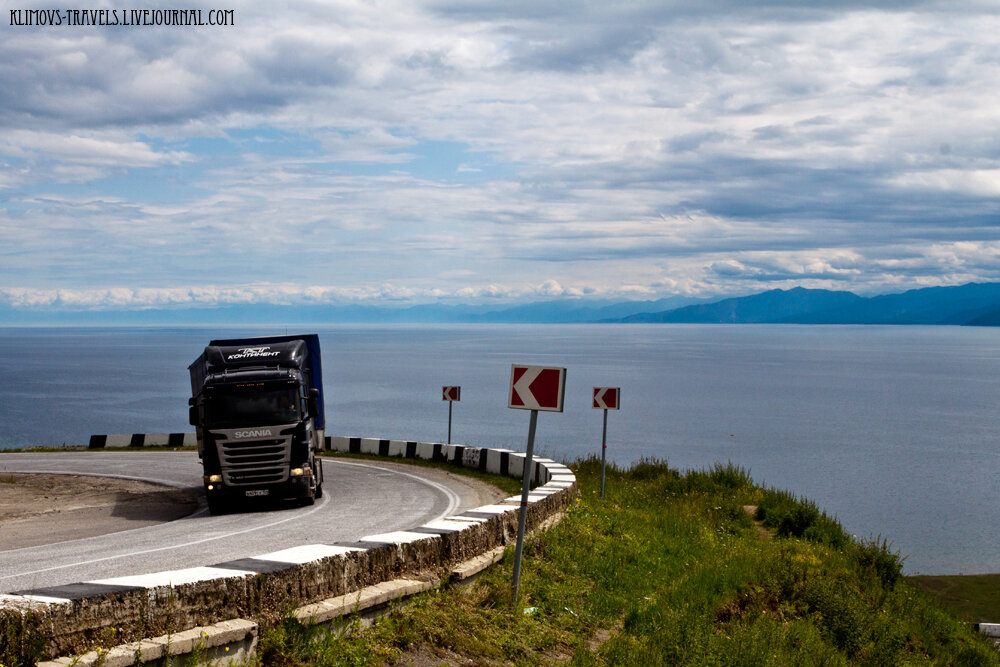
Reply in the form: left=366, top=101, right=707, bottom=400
left=0, top=435, right=577, bottom=664
left=88, top=433, right=196, bottom=448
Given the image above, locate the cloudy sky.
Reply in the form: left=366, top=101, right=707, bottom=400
left=2, top=0, right=999, bottom=310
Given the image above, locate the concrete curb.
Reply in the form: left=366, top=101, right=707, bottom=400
left=292, top=543, right=508, bottom=627
left=976, top=623, right=1000, bottom=638
left=1, top=435, right=577, bottom=662
left=36, top=619, right=257, bottom=667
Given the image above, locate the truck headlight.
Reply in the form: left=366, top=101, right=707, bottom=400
left=204, top=474, right=222, bottom=483
left=290, top=466, right=311, bottom=477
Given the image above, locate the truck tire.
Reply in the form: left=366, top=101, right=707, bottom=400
left=299, top=473, right=318, bottom=506
left=313, top=457, right=323, bottom=498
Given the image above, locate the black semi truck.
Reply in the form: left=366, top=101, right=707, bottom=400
left=188, top=334, right=325, bottom=514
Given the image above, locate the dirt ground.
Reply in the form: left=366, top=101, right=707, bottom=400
left=0, top=473, right=200, bottom=550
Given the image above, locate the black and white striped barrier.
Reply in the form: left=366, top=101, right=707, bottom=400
left=2, top=437, right=576, bottom=663
left=325, top=436, right=561, bottom=486
left=88, top=433, right=196, bottom=448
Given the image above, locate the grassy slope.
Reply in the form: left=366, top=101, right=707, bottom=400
left=252, top=457, right=999, bottom=666
left=908, top=575, right=1000, bottom=624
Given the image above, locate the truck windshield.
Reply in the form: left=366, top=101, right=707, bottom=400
left=205, top=386, right=300, bottom=427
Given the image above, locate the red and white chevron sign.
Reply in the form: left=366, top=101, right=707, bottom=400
left=508, top=364, right=566, bottom=412
left=592, top=387, right=620, bottom=410
left=442, top=386, right=461, bottom=401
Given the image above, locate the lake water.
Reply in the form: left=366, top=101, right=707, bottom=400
left=1, top=324, right=998, bottom=575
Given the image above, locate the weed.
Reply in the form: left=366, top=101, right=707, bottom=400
left=708, top=461, right=754, bottom=489
left=756, top=487, right=848, bottom=547
left=854, top=535, right=905, bottom=590
left=0, top=609, right=45, bottom=667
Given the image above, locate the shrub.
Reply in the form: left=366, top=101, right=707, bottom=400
left=627, top=457, right=675, bottom=481
left=708, top=462, right=753, bottom=489
left=757, top=488, right=848, bottom=546
left=778, top=502, right=821, bottom=538
left=803, top=519, right=848, bottom=548
left=802, top=578, right=870, bottom=657
left=854, top=536, right=904, bottom=590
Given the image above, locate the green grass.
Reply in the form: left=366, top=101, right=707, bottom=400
left=245, top=457, right=999, bottom=666
left=908, top=574, right=1000, bottom=623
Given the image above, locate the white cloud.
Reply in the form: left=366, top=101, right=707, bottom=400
left=890, top=169, right=1000, bottom=197
left=1, top=130, right=191, bottom=167
left=0, top=280, right=660, bottom=308
left=2, top=1, right=1000, bottom=305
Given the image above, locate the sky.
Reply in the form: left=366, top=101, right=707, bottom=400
left=2, top=0, right=1000, bottom=311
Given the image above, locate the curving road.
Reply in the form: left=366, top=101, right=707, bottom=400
left=0, top=451, right=493, bottom=595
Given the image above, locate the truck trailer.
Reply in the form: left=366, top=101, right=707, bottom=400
left=188, top=334, right=325, bottom=514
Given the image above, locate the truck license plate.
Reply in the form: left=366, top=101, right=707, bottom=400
left=245, top=489, right=269, bottom=497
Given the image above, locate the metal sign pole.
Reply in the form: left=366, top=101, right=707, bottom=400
left=600, top=407, right=608, bottom=499
left=511, top=408, right=538, bottom=604
left=448, top=400, right=453, bottom=445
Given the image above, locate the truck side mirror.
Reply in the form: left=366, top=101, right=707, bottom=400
left=307, top=388, right=319, bottom=417
left=189, top=405, right=198, bottom=426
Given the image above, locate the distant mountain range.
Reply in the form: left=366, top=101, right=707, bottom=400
left=0, top=295, right=704, bottom=326
left=613, top=283, right=1000, bottom=326
left=4, top=283, right=1000, bottom=326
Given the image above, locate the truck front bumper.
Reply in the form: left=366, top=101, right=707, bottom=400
left=204, top=473, right=314, bottom=500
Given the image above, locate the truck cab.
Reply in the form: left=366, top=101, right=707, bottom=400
left=189, top=336, right=325, bottom=514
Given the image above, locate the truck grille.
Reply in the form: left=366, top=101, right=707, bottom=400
left=211, top=429, right=292, bottom=486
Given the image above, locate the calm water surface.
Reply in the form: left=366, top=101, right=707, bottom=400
left=1, top=324, right=998, bottom=574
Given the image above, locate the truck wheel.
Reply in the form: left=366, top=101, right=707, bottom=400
left=313, top=458, right=323, bottom=498
left=298, top=492, right=315, bottom=507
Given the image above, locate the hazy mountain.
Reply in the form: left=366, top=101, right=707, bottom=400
left=467, top=296, right=705, bottom=323
left=613, top=283, right=1000, bottom=325
left=618, top=287, right=864, bottom=323
left=963, top=306, right=1000, bottom=327
left=6, top=284, right=1000, bottom=326
left=795, top=282, right=1000, bottom=324
left=0, top=295, right=705, bottom=326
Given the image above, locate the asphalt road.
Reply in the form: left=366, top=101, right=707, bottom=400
left=0, top=451, right=491, bottom=595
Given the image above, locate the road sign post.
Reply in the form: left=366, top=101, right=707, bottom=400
left=442, top=386, right=460, bottom=444
left=508, top=364, right=566, bottom=604
left=592, top=387, right=620, bottom=499
left=511, top=408, right=537, bottom=604
left=601, top=408, right=607, bottom=498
